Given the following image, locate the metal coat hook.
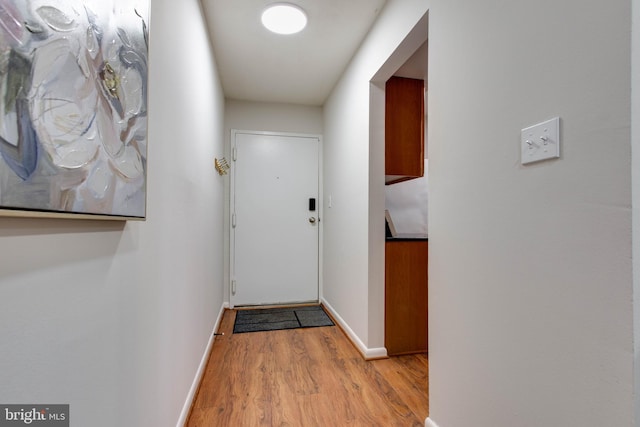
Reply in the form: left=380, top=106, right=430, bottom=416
left=215, top=157, right=230, bottom=175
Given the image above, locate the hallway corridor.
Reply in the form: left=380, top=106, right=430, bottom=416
left=187, top=309, right=429, bottom=426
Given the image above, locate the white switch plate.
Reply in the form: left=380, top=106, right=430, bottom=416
left=521, top=117, right=560, bottom=165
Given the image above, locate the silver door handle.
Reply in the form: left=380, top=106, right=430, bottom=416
left=309, top=217, right=316, bottom=224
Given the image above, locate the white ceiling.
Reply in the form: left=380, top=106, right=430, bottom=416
left=200, top=0, right=387, bottom=106
left=395, top=40, right=428, bottom=83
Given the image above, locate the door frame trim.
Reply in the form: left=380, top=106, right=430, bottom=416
left=229, top=129, right=323, bottom=308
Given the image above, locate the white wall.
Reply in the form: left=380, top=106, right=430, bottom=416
left=323, top=0, right=429, bottom=354
left=225, top=100, right=323, bottom=136
left=385, top=159, right=429, bottom=235
left=0, top=1, right=226, bottom=426
left=633, top=0, right=640, bottom=423
left=428, top=0, right=633, bottom=426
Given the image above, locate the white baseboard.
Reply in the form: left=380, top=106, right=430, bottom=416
left=320, top=298, right=388, bottom=360
left=425, top=417, right=440, bottom=427
left=176, top=302, right=229, bottom=426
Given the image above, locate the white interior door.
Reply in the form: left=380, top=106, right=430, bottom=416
left=231, top=131, right=320, bottom=306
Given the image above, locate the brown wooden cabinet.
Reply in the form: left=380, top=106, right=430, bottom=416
left=385, top=76, right=425, bottom=184
left=385, top=239, right=428, bottom=356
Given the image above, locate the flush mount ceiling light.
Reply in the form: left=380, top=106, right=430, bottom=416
left=261, top=3, right=308, bottom=35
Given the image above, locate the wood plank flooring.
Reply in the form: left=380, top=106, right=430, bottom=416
left=187, top=309, right=429, bottom=426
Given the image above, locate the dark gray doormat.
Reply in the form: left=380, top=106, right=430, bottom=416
left=233, top=305, right=335, bottom=334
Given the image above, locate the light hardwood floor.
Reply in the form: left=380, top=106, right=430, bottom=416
left=187, top=309, right=429, bottom=426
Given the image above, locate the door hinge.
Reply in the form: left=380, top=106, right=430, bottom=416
left=232, top=213, right=237, bottom=228
left=231, top=280, right=236, bottom=295
left=232, top=147, right=237, bottom=161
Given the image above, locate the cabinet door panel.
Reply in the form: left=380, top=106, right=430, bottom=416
left=385, top=76, right=425, bottom=182
left=385, top=240, right=428, bottom=355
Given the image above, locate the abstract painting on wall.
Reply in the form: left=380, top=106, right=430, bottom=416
left=0, top=0, right=149, bottom=219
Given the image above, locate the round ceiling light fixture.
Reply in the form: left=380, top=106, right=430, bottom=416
left=261, top=3, right=307, bottom=35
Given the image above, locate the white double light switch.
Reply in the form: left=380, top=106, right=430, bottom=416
left=521, top=117, right=560, bottom=165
